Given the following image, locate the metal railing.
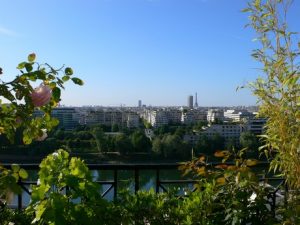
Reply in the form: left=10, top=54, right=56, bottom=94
left=3, top=162, right=286, bottom=211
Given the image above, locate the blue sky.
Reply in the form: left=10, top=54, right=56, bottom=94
left=1, top=0, right=299, bottom=106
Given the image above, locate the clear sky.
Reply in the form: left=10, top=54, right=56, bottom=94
left=0, top=0, right=299, bottom=107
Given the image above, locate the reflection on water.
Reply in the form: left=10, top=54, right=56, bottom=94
left=10, top=169, right=194, bottom=208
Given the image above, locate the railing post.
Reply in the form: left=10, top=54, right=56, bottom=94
left=271, top=193, right=276, bottom=217
left=156, top=169, right=160, bottom=193
left=114, top=169, right=118, bottom=200
left=17, top=180, right=22, bottom=210
left=284, top=183, right=288, bottom=206
left=17, top=193, right=22, bottom=210
left=66, top=186, right=70, bottom=200
left=135, top=169, right=139, bottom=194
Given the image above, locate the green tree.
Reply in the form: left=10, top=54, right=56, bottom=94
left=114, top=134, right=132, bottom=155
left=174, top=126, right=186, bottom=138
left=155, top=125, right=170, bottom=135
left=154, top=134, right=190, bottom=159
left=91, top=127, right=108, bottom=153
left=210, top=133, right=225, bottom=152
left=53, top=129, right=66, bottom=140
left=75, top=130, right=93, bottom=140
left=161, top=134, right=178, bottom=158
left=152, top=137, right=163, bottom=155
left=240, top=132, right=259, bottom=150
left=130, top=130, right=151, bottom=152
left=193, top=121, right=208, bottom=131
left=225, top=138, right=238, bottom=152
left=143, top=120, right=152, bottom=129
left=112, top=123, right=119, bottom=132
left=195, top=135, right=211, bottom=155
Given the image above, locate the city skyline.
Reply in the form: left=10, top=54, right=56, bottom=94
left=1, top=0, right=299, bottom=106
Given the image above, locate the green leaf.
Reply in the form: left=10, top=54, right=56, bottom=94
left=17, top=62, right=26, bottom=69
left=19, top=168, right=28, bottom=179
left=71, top=77, right=84, bottom=86
left=241, top=8, right=250, bottom=13
left=31, top=186, right=46, bottom=202
left=52, top=87, right=61, bottom=102
left=35, top=70, right=46, bottom=80
left=12, top=172, right=19, bottom=181
left=11, top=164, right=20, bottom=172
left=9, top=180, right=22, bottom=194
left=0, top=85, right=15, bottom=101
left=35, top=200, right=47, bottom=221
left=15, top=90, right=24, bottom=100
left=23, top=134, right=32, bottom=145
left=49, top=82, right=56, bottom=89
left=25, top=63, right=33, bottom=72
left=65, top=67, right=73, bottom=75
left=28, top=53, right=36, bottom=62
left=50, top=118, right=60, bottom=127
left=254, top=0, right=261, bottom=9
left=62, top=75, right=70, bottom=82
left=48, top=74, right=55, bottom=80
left=246, top=159, right=258, bottom=167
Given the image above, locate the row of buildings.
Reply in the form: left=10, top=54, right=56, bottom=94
left=140, top=108, right=207, bottom=127
left=36, top=107, right=265, bottom=145
left=140, top=108, right=259, bottom=127
left=141, top=107, right=265, bottom=145
left=34, top=107, right=140, bottom=130
left=183, top=118, right=266, bottom=145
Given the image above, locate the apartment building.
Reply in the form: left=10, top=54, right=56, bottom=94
left=34, top=107, right=79, bottom=130
left=126, top=113, right=140, bottom=128
left=246, top=118, right=266, bottom=135
left=79, top=108, right=140, bottom=128
left=201, top=123, right=246, bottom=143
left=181, top=109, right=207, bottom=125
left=150, top=110, right=169, bottom=128
left=207, top=109, right=225, bottom=123
left=224, top=109, right=254, bottom=122
left=164, top=109, right=182, bottom=124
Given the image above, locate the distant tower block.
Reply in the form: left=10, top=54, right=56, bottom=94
left=194, top=92, right=198, bottom=108
left=138, top=100, right=142, bottom=108
left=188, top=95, right=193, bottom=109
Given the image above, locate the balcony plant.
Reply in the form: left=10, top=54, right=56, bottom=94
left=243, top=0, right=300, bottom=223
left=0, top=54, right=83, bottom=223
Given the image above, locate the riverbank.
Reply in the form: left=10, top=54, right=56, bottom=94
left=0, top=152, right=189, bottom=164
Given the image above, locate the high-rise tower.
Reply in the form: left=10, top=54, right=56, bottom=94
left=188, top=95, right=193, bottom=109
left=194, top=92, right=198, bottom=108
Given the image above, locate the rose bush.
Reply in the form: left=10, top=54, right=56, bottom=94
left=0, top=53, right=83, bottom=214
left=0, top=53, right=83, bottom=144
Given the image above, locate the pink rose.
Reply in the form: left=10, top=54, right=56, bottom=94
left=30, top=84, right=52, bottom=107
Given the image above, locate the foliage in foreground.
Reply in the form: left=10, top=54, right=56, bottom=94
left=179, top=149, right=278, bottom=225
left=244, top=0, right=300, bottom=188
left=2, top=149, right=299, bottom=225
